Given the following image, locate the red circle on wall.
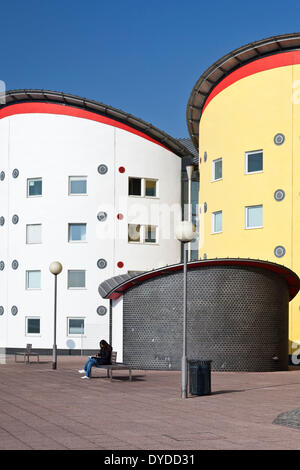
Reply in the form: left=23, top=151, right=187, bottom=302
left=118, top=166, right=125, bottom=173
left=117, top=261, right=124, bottom=268
left=117, top=213, right=124, bottom=220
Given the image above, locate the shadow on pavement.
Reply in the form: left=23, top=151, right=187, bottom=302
left=91, top=375, right=146, bottom=382
left=188, top=389, right=243, bottom=398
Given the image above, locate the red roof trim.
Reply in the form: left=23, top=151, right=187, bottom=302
left=0, top=102, right=170, bottom=152
left=104, top=259, right=300, bottom=301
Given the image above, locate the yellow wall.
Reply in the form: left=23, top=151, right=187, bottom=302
left=198, top=63, right=300, bottom=349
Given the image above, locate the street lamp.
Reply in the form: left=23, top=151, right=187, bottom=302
left=49, top=261, right=63, bottom=370
left=175, top=221, right=196, bottom=399
left=185, top=165, right=194, bottom=262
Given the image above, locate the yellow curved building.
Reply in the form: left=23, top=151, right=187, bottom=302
left=187, top=33, right=300, bottom=356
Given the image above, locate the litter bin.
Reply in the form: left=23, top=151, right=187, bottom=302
left=189, top=360, right=212, bottom=396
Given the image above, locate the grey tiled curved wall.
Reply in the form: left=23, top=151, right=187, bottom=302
left=123, top=266, right=289, bottom=371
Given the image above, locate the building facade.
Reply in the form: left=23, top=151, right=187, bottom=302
left=187, top=33, right=300, bottom=355
left=0, top=90, right=194, bottom=353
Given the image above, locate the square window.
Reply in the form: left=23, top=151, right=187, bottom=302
left=128, top=224, right=141, bottom=242
left=26, top=224, right=42, bottom=244
left=245, top=151, right=263, bottom=173
left=144, top=225, right=157, bottom=243
left=212, top=211, right=222, bottom=233
left=129, top=177, right=142, bottom=196
left=212, top=159, right=222, bottom=181
left=145, top=179, right=157, bottom=197
left=245, top=205, right=263, bottom=229
left=69, top=224, right=86, bottom=242
left=27, top=178, right=42, bottom=196
left=26, top=270, right=41, bottom=289
left=69, top=176, right=87, bottom=195
left=68, top=318, right=84, bottom=335
left=68, top=270, right=86, bottom=288
left=26, top=318, right=40, bottom=335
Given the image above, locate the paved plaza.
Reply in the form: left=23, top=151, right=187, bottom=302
left=1, top=355, right=300, bottom=450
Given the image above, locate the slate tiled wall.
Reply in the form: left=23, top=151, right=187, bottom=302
left=123, top=266, right=289, bottom=371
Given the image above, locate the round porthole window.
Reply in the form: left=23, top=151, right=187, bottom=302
left=274, top=133, right=285, bottom=145
left=98, top=164, right=108, bottom=175
left=11, top=306, right=18, bottom=316
left=274, top=189, right=285, bottom=201
left=97, top=306, right=107, bottom=316
left=0, top=217, right=5, bottom=226
left=274, top=246, right=286, bottom=258
left=12, top=260, right=19, bottom=270
left=97, top=211, right=107, bottom=222
left=0, top=306, right=4, bottom=315
left=0, top=171, right=5, bottom=181
left=12, top=214, right=19, bottom=224
left=12, top=169, right=19, bottom=178
left=0, top=261, right=4, bottom=270
left=97, top=258, right=107, bottom=269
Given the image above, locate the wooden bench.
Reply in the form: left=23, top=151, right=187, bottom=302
left=91, top=351, right=132, bottom=381
left=15, top=344, right=40, bottom=364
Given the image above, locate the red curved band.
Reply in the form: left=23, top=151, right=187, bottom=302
left=203, top=50, right=300, bottom=114
left=0, top=102, right=169, bottom=151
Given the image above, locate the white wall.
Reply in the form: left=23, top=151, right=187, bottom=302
left=0, top=110, right=182, bottom=352
left=111, top=297, right=123, bottom=362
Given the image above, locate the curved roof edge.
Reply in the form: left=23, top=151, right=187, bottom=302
left=0, top=89, right=194, bottom=159
left=99, top=258, right=300, bottom=301
left=187, top=32, right=300, bottom=150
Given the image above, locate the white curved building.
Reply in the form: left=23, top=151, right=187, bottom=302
left=0, top=90, right=194, bottom=355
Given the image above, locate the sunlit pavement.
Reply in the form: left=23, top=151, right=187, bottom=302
left=1, top=355, right=300, bottom=450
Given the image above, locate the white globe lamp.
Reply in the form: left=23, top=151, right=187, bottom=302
left=49, top=261, right=63, bottom=275
left=175, top=220, right=196, bottom=243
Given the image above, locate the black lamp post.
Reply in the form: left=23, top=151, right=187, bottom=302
left=49, top=261, right=63, bottom=370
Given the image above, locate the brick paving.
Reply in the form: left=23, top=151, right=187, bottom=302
left=1, top=355, right=300, bottom=450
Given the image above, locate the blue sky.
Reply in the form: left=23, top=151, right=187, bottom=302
left=1, top=0, right=300, bottom=138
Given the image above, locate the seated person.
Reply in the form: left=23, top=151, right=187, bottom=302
left=78, top=339, right=112, bottom=379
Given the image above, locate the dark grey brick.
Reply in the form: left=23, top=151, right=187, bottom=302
left=123, top=266, right=289, bottom=372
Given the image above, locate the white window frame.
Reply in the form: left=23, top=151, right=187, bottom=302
left=128, top=177, right=159, bottom=198
left=27, top=178, right=42, bottom=197
left=245, top=150, right=263, bottom=175
left=212, top=158, right=222, bottom=182
left=26, top=317, right=41, bottom=336
left=26, top=224, right=42, bottom=244
left=68, top=223, right=87, bottom=243
left=128, top=224, right=141, bottom=243
left=245, top=205, right=263, bottom=229
left=68, top=176, right=88, bottom=196
left=211, top=211, right=223, bottom=234
left=128, top=224, right=158, bottom=244
left=67, top=270, right=86, bottom=289
left=26, top=270, right=41, bottom=290
left=67, top=317, right=85, bottom=337
left=128, top=177, right=142, bottom=197
left=144, top=179, right=159, bottom=198
left=144, top=225, right=158, bottom=244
